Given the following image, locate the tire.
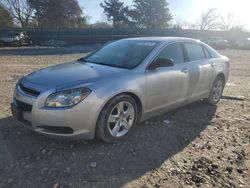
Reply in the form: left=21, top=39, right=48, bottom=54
left=205, top=75, right=225, bottom=105
left=96, top=94, right=139, bottom=143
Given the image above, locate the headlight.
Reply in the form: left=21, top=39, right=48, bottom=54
left=45, top=88, right=91, bottom=108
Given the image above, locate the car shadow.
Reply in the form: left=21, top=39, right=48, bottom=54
left=0, top=45, right=101, bottom=56
left=0, top=101, right=217, bottom=188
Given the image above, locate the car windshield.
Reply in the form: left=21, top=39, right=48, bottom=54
left=83, top=40, right=158, bottom=69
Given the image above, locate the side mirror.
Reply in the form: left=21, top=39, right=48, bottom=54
left=148, top=58, right=174, bottom=70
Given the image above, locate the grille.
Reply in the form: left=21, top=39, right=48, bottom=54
left=37, top=126, right=74, bottom=134
left=16, top=100, right=33, bottom=112
left=19, top=84, right=40, bottom=97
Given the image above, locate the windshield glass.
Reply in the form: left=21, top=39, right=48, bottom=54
left=84, top=40, right=158, bottom=69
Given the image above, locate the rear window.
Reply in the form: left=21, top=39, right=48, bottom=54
left=184, top=43, right=206, bottom=61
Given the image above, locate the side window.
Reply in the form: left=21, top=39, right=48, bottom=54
left=156, top=43, right=184, bottom=64
left=184, top=43, right=206, bottom=61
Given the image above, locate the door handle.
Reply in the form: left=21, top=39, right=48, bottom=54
left=181, top=68, right=189, bottom=74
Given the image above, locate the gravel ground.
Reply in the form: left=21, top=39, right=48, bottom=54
left=0, top=47, right=249, bottom=188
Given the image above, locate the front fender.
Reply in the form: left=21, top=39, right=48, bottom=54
left=90, top=72, right=147, bottom=127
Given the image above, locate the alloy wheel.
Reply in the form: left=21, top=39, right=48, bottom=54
left=212, top=80, right=223, bottom=102
left=107, top=101, right=135, bottom=137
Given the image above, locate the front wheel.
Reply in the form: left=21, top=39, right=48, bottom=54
left=205, top=76, right=225, bottom=105
left=96, top=94, right=138, bottom=143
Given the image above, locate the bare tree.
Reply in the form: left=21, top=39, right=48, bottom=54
left=173, top=16, right=190, bottom=29
left=199, top=8, right=220, bottom=30
left=219, top=13, right=245, bottom=31
left=219, top=13, right=235, bottom=31
left=230, top=24, right=246, bottom=32
left=1, top=0, right=33, bottom=28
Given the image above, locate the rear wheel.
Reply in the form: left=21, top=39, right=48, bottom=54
left=96, top=94, right=138, bottom=143
left=205, top=76, right=225, bottom=105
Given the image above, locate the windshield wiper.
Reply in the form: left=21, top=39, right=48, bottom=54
left=78, top=58, right=126, bottom=69
left=95, top=62, right=112, bottom=66
left=94, top=62, right=125, bottom=68
left=77, top=57, right=88, bottom=62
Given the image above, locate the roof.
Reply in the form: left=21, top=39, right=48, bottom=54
left=124, top=37, right=200, bottom=43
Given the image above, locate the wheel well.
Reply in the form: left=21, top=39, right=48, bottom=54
left=95, top=92, right=143, bottom=138
left=102, top=92, right=143, bottom=121
left=123, top=92, right=143, bottom=120
left=216, top=73, right=225, bottom=84
left=98, top=92, right=143, bottom=123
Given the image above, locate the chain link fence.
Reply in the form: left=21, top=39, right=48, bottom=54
left=0, top=28, right=249, bottom=46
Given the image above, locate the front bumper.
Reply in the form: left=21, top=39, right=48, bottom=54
left=12, top=84, right=103, bottom=140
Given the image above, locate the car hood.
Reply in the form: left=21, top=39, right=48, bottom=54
left=24, top=61, right=126, bottom=89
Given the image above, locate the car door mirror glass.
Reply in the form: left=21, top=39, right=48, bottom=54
left=148, top=58, right=174, bottom=70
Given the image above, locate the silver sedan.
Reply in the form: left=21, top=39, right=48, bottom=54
left=11, top=37, right=229, bottom=142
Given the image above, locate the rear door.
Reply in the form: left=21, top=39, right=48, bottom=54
left=183, top=42, right=216, bottom=100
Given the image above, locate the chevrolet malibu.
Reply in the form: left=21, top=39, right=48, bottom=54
left=11, top=37, right=229, bottom=143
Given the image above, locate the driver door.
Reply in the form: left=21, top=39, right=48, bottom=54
left=145, top=42, right=190, bottom=113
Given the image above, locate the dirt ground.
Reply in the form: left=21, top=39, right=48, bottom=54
left=0, top=47, right=249, bottom=188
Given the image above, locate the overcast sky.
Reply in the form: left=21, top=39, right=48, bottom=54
left=80, top=0, right=250, bottom=30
